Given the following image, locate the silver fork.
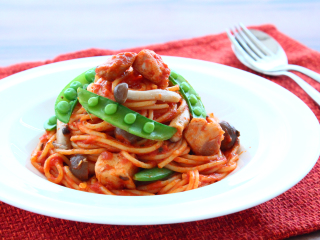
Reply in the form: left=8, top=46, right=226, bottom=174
left=226, top=24, right=320, bottom=106
left=227, top=23, right=320, bottom=82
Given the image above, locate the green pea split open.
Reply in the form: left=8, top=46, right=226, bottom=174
left=54, top=67, right=96, bottom=123
left=78, top=88, right=177, bottom=140
left=169, top=71, right=206, bottom=119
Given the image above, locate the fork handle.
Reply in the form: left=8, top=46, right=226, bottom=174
left=282, top=71, right=320, bottom=106
left=283, top=65, right=320, bottom=83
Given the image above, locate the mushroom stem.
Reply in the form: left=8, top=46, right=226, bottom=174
left=127, top=89, right=181, bottom=102
left=56, top=120, right=72, bottom=149
left=169, top=101, right=190, bottom=142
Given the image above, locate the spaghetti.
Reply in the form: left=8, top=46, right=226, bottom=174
left=31, top=49, right=240, bottom=196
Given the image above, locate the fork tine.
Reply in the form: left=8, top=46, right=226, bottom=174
left=226, top=28, right=259, bottom=67
left=239, top=23, right=274, bottom=56
left=231, top=27, right=260, bottom=61
left=235, top=25, right=265, bottom=58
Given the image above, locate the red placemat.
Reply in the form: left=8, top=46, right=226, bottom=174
left=0, top=24, right=319, bottom=240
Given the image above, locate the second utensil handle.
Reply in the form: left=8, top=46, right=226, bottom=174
left=286, top=65, right=320, bottom=83
left=282, top=71, right=320, bottom=106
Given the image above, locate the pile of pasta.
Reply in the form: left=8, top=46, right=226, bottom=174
left=31, top=50, right=240, bottom=196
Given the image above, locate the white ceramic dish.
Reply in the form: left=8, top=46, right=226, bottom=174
left=0, top=56, right=319, bottom=225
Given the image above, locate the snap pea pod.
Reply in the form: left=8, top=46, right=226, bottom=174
left=55, top=67, right=96, bottom=123
left=133, top=167, right=173, bottom=181
left=43, top=115, right=57, bottom=131
left=169, top=71, right=206, bottom=119
left=77, top=88, right=177, bottom=140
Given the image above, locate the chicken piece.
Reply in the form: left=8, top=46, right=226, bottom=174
left=95, top=151, right=138, bottom=189
left=184, top=116, right=224, bottom=156
left=169, top=103, right=190, bottom=142
left=132, top=49, right=170, bottom=89
left=95, top=52, right=137, bottom=82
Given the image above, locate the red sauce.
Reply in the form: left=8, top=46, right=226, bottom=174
left=153, top=103, right=176, bottom=120
left=36, top=151, right=42, bottom=158
left=142, top=142, right=170, bottom=157
left=90, top=182, right=104, bottom=194
left=47, top=156, right=62, bottom=167
left=91, top=79, right=114, bottom=100
left=119, top=155, right=130, bottom=164
left=125, top=76, right=143, bottom=89
left=101, top=151, right=113, bottom=160
left=39, top=132, right=50, bottom=142
left=103, top=164, right=113, bottom=171
left=81, top=135, right=98, bottom=144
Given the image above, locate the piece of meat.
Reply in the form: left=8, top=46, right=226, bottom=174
left=95, top=151, right=138, bottom=189
left=132, top=49, right=170, bottom=89
left=95, top=52, right=137, bottom=82
left=184, top=117, right=224, bottom=156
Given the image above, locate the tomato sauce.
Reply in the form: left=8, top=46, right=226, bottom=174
left=101, top=151, right=113, bottom=160
left=89, top=182, right=104, bottom=194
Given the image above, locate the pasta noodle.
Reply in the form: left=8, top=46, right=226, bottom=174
left=31, top=49, right=240, bottom=196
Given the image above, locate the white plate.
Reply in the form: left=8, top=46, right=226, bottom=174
left=0, top=56, right=319, bottom=225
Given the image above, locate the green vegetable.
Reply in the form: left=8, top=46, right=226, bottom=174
left=88, top=97, right=99, bottom=107
left=56, top=101, right=70, bottom=113
left=48, top=115, right=57, bottom=125
left=104, top=103, right=118, bottom=115
left=85, top=68, right=96, bottom=83
left=143, top=122, right=154, bottom=133
left=189, top=94, right=198, bottom=105
left=124, top=113, right=136, bottom=124
left=169, top=71, right=206, bottom=119
left=78, top=88, right=177, bottom=140
left=55, top=67, right=96, bottom=123
left=83, top=84, right=89, bottom=90
left=44, top=115, right=57, bottom=131
left=193, top=107, right=203, bottom=116
left=70, top=81, right=82, bottom=91
left=64, top=88, right=77, bottom=101
left=181, top=82, right=190, bottom=92
left=133, top=167, right=173, bottom=181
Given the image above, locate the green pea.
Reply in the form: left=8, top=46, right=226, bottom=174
left=43, top=118, right=56, bottom=131
left=64, top=88, right=77, bottom=100
left=85, top=69, right=96, bottom=83
left=56, top=101, right=70, bottom=114
left=124, top=113, right=136, bottom=124
left=83, top=83, right=89, bottom=90
left=48, top=115, right=57, bottom=125
left=70, top=81, right=82, bottom=90
left=143, top=122, right=154, bottom=133
left=181, top=82, right=190, bottom=92
left=170, top=71, right=178, bottom=79
left=193, top=107, right=202, bottom=116
left=189, top=94, right=198, bottom=105
left=104, top=103, right=117, bottom=115
left=88, top=96, right=99, bottom=107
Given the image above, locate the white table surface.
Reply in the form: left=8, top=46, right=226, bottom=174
left=0, top=0, right=320, bottom=239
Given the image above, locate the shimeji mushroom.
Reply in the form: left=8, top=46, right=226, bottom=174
left=114, top=83, right=181, bottom=104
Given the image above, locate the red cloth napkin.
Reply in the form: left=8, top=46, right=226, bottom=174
left=1, top=24, right=320, bottom=240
